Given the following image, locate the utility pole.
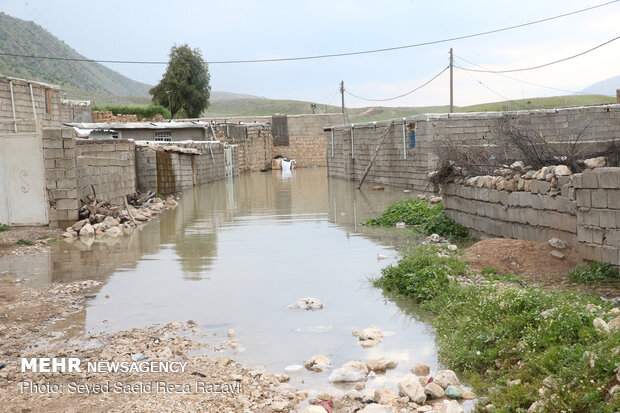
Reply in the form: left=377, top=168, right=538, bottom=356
left=449, top=48, right=454, bottom=113
left=340, top=80, right=346, bottom=124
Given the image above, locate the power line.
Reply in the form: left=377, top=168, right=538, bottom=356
left=0, top=1, right=616, bottom=65
left=454, top=35, right=620, bottom=74
left=453, top=55, right=589, bottom=95
left=457, top=66, right=527, bottom=110
left=345, top=66, right=449, bottom=102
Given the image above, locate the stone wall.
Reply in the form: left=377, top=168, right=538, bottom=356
left=75, top=140, right=136, bottom=202
left=214, top=124, right=272, bottom=172
left=443, top=167, right=620, bottom=266
left=61, top=100, right=92, bottom=123
left=326, top=105, right=620, bottom=191
left=0, top=75, right=62, bottom=133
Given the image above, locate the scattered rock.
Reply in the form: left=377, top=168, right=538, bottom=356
left=372, top=186, right=385, bottom=191
left=447, top=244, right=457, bottom=251
left=288, top=297, right=324, bottom=311
left=440, top=399, right=464, bottom=413
left=79, top=223, right=94, bottom=237
left=397, top=378, right=426, bottom=404
left=367, top=358, right=398, bottom=372
left=430, top=196, right=442, bottom=205
left=283, top=364, right=303, bottom=373
left=354, top=325, right=383, bottom=347
left=584, top=157, right=605, bottom=169
left=593, top=317, right=610, bottom=334
left=548, top=238, right=568, bottom=249
left=554, top=165, right=571, bottom=176
left=301, top=406, right=327, bottom=413
left=304, top=355, right=331, bottom=372
left=104, top=226, right=123, bottom=238
left=608, top=315, right=620, bottom=331
left=358, top=404, right=392, bottom=413
left=424, top=382, right=445, bottom=399
left=461, top=389, right=475, bottom=399
left=328, top=367, right=368, bottom=383
left=343, top=360, right=370, bottom=374
left=510, top=161, right=525, bottom=170
left=72, top=219, right=89, bottom=231
left=411, top=363, right=430, bottom=376
left=434, top=370, right=460, bottom=389
left=550, top=250, right=565, bottom=260
left=507, top=379, right=521, bottom=387
left=101, top=216, right=120, bottom=230
left=374, top=388, right=399, bottom=404
left=444, top=385, right=462, bottom=399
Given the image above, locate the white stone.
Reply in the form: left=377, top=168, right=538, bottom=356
left=593, top=317, right=610, bottom=334
left=288, top=297, right=324, bottom=311
left=343, top=360, right=370, bottom=374
left=447, top=244, right=457, bottom=251
left=411, top=363, right=430, bottom=376
left=584, top=157, right=605, bottom=169
left=434, top=370, right=460, bottom=389
left=79, top=223, right=95, bottom=237
left=424, top=382, right=445, bottom=399
left=367, top=358, right=398, bottom=372
left=397, top=378, right=426, bottom=404
left=554, top=165, right=571, bottom=176
left=304, top=355, right=331, bottom=372
left=105, top=226, right=123, bottom=238
left=374, top=388, right=399, bottom=404
left=283, top=364, right=303, bottom=373
left=550, top=250, right=565, bottom=260
left=358, top=404, right=393, bottom=413
left=430, top=196, right=442, bottom=205
left=608, top=315, right=620, bottom=331
left=548, top=238, right=568, bottom=249
left=102, top=216, right=120, bottom=230
left=301, top=406, right=328, bottom=413
left=328, top=367, right=368, bottom=383
left=440, top=399, right=464, bottom=413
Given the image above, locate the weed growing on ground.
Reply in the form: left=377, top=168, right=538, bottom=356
left=374, top=247, right=620, bottom=411
left=0, top=224, right=9, bottom=232
left=16, top=239, right=32, bottom=245
left=568, top=261, right=619, bottom=283
left=363, top=200, right=468, bottom=239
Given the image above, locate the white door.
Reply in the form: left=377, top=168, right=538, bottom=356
left=0, top=133, right=48, bottom=225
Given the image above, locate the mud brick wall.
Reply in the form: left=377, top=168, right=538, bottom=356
left=215, top=124, right=272, bottom=172
left=443, top=167, right=620, bottom=266
left=573, top=168, right=620, bottom=264
left=0, top=76, right=62, bottom=133
left=75, top=140, right=136, bottom=202
left=326, top=105, right=620, bottom=191
left=42, top=128, right=79, bottom=228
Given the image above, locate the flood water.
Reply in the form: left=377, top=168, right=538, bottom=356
left=2, top=168, right=444, bottom=395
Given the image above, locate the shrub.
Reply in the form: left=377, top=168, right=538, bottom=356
left=568, top=261, right=619, bottom=283
left=16, top=239, right=32, bottom=245
left=92, top=105, right=171, bottom=120
left=363, top=200, right=468, bottom=239
left=0, top=223, right=9, bottom=232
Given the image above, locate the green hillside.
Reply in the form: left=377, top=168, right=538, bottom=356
left=0, top=13, right=150, bottom=99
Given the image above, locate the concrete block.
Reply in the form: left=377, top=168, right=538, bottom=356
left=581, top=170, right=598, bottom=188
left=600, top=210, right=616, bottom=228
left=576, top=189, right=591, bottom=208
left=600, top=246, right=619, bottom=266
left=607, top=190, right=620, bottom=210
left=605, top=229, right=620, bottom=248
left=56, top=198, right=78, bottom=210
left=531, top=194, right=544, bottom=210
left=580, top=243, right=602, bottom=262
left=596, top=168, right=620, bottom=189
left=591, top=189, right=607, bottom=208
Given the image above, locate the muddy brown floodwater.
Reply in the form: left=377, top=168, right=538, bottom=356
left=1, top=168, right=462, bottom=402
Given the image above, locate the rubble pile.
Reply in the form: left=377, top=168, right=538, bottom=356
left=62, top=192, right=178, bottom=240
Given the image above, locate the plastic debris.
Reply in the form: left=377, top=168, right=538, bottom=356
left=313, top=400, right=334, bottom=413
left=395, top=222, right=406, bottom=228
left=0, top=363, right=6, bottom=370
left=130, top=353, right=148, bottom=361
left=284, top=364, right=304, bottom=373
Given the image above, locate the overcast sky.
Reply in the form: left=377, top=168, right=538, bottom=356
left=1, top=0, right=619, bottom=107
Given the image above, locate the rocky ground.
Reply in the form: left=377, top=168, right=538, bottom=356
left=0, top=226, right=61, bottom=258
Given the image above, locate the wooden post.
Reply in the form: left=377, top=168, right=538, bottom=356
left=356, top=120, right=394, bottom=190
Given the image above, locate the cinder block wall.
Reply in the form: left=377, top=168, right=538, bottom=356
left=135, top=142, right=239, bottom=195
left=0, top=76, right=62, bottom=133
left=216, top=124, right=272, bottom=172
left=42, top=128, right=79, bottom=228
left=75, top=140, right=136, bottom=202
left=326, top=105, right=620, bottom=191
left=443, top=167, right=620, bottom=266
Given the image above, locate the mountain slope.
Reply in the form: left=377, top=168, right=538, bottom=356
left=0, top=12, right=150, bottom=97
left=582, top=74, right=620, bottom=96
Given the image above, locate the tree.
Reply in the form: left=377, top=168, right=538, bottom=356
left=150, top=44, right=210, bottom=118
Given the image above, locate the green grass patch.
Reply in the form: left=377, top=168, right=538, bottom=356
left=16, top=239, right=32, bottom=245
left=92, top=105, right=171, bottom=120
left=362, top=200, right=468, bottom=239
left=374, top=247, right=620, bottom=412
left=568, top=261, right=620, bottom=283
left=0, top=223, right=9, bottom=232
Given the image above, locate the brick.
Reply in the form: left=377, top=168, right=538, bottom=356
left=576, top=189, right=591, bottom=208
left=56, top=198, right=78, bottom=210
left=596, top=168, right=620, bottom=189
left=600, top=246, right=619, bottom=266
left=581, top=170, right=598, bottom=188
left=591, top=190, right=607, bottom=208
left=607, top=190, right=620, bottom=210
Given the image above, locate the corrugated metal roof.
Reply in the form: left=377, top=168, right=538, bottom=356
left=65, top=121, right=210, bottom=130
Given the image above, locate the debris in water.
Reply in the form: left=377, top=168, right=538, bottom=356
left=288, top=297, right=324, bottom=311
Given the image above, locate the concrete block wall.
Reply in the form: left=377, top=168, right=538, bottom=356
left=573, top=168, right=620, bottom=264
left=42, top=128, right=79, bottom=228
left=443, top=167, right=620, bottom=266
left=202, top=113, right=343, bottom=169
left=75, top=140, right=136, bottom=202
left=326, top=105, right=620, bottom=191
left=136, top=142, right=239, bottom=195
left=215, top=124, right=272, bottom=172
left=0, top=76, right=62, bottom=133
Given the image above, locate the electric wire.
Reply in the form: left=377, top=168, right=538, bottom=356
left=454, top=35, right=620, bottom=74
left=0, top=1, right=616, bottom=65
left=457, top=66, right=527, bottom=110
left=344, top=66, right=449, bottom=102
